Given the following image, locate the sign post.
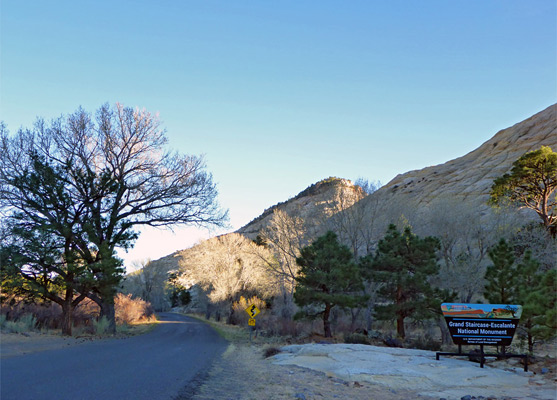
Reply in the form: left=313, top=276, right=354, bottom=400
left=436, top=303, right=528, bottom=370
left=245, top=304, right=260, bottom=342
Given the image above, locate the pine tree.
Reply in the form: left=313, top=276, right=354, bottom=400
left=364, top=224, right=446, bottom=339
left=514, top=251, right=542, bottom=353
left=484, top=239, right=517, bottom=304
left=524, top=269, right=557, bottom=351
left=489, top=146, right=557, bottom=236
left=483, top=243, right=556, bottom=354
left=294, top=231, right=368, bottom=338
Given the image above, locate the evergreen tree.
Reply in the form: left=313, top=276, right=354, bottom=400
left=483, top=242, right=556, bottom=354
left=483, top=239, right=517, bottom=304
left=294, top=231, right=368, bottom=338
left=0, top=154, right=91, bottom=335
left=364, top=224, right=446, bottom=339
left=489, top=146, right=557, bottom=236
left=514, top=251, right=542, bottom=353
left=527, top=270, right=557, bottom=343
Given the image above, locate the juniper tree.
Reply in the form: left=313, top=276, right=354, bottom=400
left=294, top=231, right=368, bottom=338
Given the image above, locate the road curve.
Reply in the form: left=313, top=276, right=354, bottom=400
left=0, top=313, right=228, bottom=400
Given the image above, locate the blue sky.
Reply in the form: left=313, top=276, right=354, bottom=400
left=1, top=1, right=555, bottom=267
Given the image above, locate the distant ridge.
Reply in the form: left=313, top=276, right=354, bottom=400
left=236, top=177, right=365, bottom=240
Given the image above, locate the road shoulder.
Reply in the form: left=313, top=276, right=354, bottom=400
left=190, top=343, right=429, bottom=400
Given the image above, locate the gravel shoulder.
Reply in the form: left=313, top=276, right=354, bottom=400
left=191, top=343, right=436, bottom=400
left=0, top=332, right=97, bottom=358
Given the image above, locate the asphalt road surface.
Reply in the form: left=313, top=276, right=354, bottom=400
left=0, top=313, right=228, bottom=400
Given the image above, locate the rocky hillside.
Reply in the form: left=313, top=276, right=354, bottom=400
left=143, top=177, right=366, bottom=273
left=236, top=177, right=365, bottom=240
left=356, top=103, right=556, bottom=223
left=144, top=104, right=555, bottom=271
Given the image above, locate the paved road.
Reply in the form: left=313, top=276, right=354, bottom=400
left=0, top=313, right=228, bottom=400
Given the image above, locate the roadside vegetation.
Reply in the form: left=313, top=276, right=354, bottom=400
left=0, top=106, right=554, bottom=367
left=1, top=293, right=157, bottom=338
left=120, top=148, right=555, bottom=360
left=0, top=103, right=227, bottom=336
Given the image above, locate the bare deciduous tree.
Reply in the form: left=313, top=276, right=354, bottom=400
left=260, top=210, right=307, bottom=294
left=178, top=233, right=277, bottom=321
left=122, top=259, right=171, bottom=311
left=0, top=104, right=228, bottom=333
left=422, top=197, right=522, bottom=303
left=325, top=179, right=381, bottom=259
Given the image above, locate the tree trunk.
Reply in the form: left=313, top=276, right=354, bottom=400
left=350, top=308, right=361, bottom=332
left=396, top=285, right=405, bottom=339
left=61, top=302, right=73, bottom=336
left=88, top=292, right=117, bottom=334
left=99, top=299, right=117, bottom=334
left=396, top=314, right=405, bottom=339
left=60, top=287, right=74, bottom=336
left=365, top=304, right=374, bottom=332
left=323, top=304, right=332, bottom=338
left=226, top=303, right=235, bottom=325
left=438, top=316, right=451, bottom=345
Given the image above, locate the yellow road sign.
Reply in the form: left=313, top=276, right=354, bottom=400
left=248, top=318, right=256, bottom=326
left=245, top=304, right=260, bottom=318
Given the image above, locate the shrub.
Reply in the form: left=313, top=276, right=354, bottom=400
left=263, top=346, right=281, bottom=358
left=18, top=314, right=37, bottom=331
left=408, top=334, right=442, bottom=351
left=115, top=293, right=154, bottom=324
left=265, top=316, right=300, bottom=337
left=229, top=296, right=266, bottom=326
left=1, top=298, right=65, bottom=330
left=92, top=316, right=110, bottom=336
left=344, top=332, right=371, bottom=345
left=3, top=320, right=21, bottom=333
left=0, top=313, right=37, bottom=333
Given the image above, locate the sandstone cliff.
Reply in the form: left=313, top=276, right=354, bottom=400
left=236, top=177, right=366, bottom=240
left=357, top=103, right=556, bottom=223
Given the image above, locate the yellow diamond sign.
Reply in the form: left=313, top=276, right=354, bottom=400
left=245, top=304, right=260, bottom=318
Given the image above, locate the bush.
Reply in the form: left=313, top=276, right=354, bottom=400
left=115, top=293, right=154, bottom=324
left=1, top=294, right=155, bottom=334
left=344, top=333, right=371, bottom=345
left=263, top=316, right=301, bottom=337
left=0, top=313, right=37, bottom=333
left=408, top=334, right=442, bottom=351
left=92, top=316, right=110, bottom=336
left=263, top=346, right=281, bottom=358
left=229, top=296, right=266, bottom=326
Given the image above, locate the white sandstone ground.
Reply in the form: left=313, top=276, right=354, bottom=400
left=272, top=343, right=556, bottom=400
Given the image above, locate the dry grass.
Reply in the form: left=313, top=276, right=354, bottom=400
left=1, top=294, right=157, bottom=338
